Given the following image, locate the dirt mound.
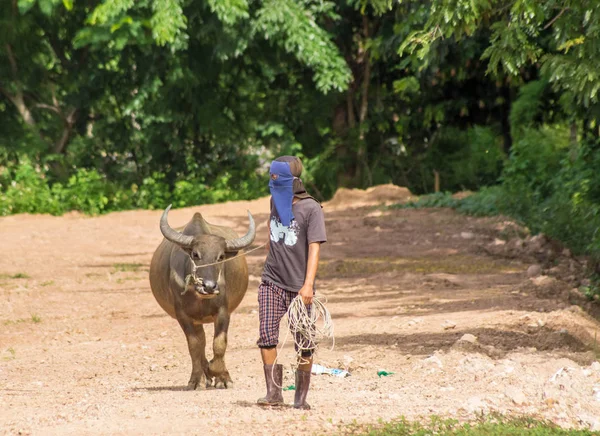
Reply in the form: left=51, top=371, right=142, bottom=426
left=324, top=184, right=414, bottom=210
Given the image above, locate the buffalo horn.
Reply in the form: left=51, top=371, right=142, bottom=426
left=225, top=210, right=256, bottom=252
left=160, top=205, right=195, bottom=248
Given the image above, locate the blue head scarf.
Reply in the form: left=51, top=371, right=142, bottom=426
left=269, top=160, right=295, bottom=226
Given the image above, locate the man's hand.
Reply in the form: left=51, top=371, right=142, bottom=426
left=298, top=284, right=314, bottom=305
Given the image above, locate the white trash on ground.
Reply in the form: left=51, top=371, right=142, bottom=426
left=312, top=363, right=350, bottom=377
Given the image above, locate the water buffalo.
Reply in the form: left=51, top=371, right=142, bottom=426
left=149, top=205, right=256, bottom=389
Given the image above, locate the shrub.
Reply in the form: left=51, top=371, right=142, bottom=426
left=423, top=125, right=505, bottom=193
left=0, top=159, right=269, bottom=216
left=0, top=159, right=63, bottom=215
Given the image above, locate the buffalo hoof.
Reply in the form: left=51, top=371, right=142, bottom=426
left=187, top=374, right=207, bottom=391
left=208, top=371, right=233, bottom=389
left=215, top=378, right=232, bottom=389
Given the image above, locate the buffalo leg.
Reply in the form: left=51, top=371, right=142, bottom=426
left=176, top=312, right=209, bottom=390
left=208, top=306, right=233, bottom=389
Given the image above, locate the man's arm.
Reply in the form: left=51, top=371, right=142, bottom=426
left=265, top=218, right=270, bottom=252
left=298, top=242, right=321, bottom=305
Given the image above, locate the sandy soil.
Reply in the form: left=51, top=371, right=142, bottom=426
left=1, top=188, right=600, bottom=435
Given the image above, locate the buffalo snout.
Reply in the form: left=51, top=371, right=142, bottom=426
left=203, top=280, right=219, bottom=293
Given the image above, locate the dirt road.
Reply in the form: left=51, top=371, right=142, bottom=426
left=1, top=191, right=600, bottom=435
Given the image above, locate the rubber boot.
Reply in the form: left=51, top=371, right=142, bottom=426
left=257, top=364, right=284, bottom=406
left=293, top=369, right=311, bottom=410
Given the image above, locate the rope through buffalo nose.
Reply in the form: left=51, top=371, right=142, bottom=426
left=186, top=242, right=267, bottom=269
left=182, top=242, right=266, bottom=296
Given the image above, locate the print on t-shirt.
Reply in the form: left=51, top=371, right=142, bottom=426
left=270, top=217, right=299, bottom=246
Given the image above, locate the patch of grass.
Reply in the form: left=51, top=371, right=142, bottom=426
left=3, top=318, right=26, bottom=325
left=112, top=263, right=143, bottom=273
left=116, top=276, right=139, bottom=284
left=3, top=347, right=16, bottom=361
left=390, top=192, right=461, bottom=210
left=12, top=272, right=30, bottom=279
left=40, top=280, right=54, bottom=287
left=346, top=415, right=595, bottom=435
left=85, top=272, right=103, bottom=278
left=389, top=189, right=503, bottom=218
left=3, top=314, right=42, bottom=325
left=2, top=347, right=16, bottom=361
left=0, top=272, right=31, bottom=279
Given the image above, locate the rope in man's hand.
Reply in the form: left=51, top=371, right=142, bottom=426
left=270, top=294, right=335, bottom=387
left=287, top=295, right=334, bottom=356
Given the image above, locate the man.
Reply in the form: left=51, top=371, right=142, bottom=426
left=256, top=156, right=327, bottom=410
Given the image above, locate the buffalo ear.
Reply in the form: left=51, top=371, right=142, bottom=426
left=225, top=250, right=239, bottom=258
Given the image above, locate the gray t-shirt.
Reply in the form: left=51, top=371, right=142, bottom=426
left=262, top=198, right=327, bottom=292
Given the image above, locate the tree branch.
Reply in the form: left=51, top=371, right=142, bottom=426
left=544, top=8, right=568, bottom=30
left=3, top=44, right=39, bottom=128
left=35, top=103, right=63, bottom=117
left=1, top=86, right=37, bottom=127
left=3, top=43, right=76, bottom=154
left=5, top=44, right=18, bottom=77
left=52, top=108, right=77, bottom=154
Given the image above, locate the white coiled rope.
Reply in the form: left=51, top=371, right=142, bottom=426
left=271, top=294, right=335, bottom=387
left=286, top=295, right=335, bottom=357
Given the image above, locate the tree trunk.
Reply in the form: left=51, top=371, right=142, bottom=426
left=355, top=15, right=371, bottom=187
left=500, top=85, right=513, bottom=154
left=52, top=109, right=77, bottom=154
left=3, top=44, right=76, bottom=155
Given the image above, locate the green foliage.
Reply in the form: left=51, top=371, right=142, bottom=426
left=0, top=159, right=63, bottom=216
left=408, top=126, right=505, bottom=194
left=390, top=188, right=501, bottom=217
left=455, top=186, right=503, bottom=217
left=134, top=173, right=171, bottom=211
left=509, top=79, right=548, bottom=136
left=440, top=126, right=504, bottom=190
left=482, top=19, right=543, bottom=77
left=401, top=1, right=600, bottom=107
left=501, top=127, right=567, bottom=205
left=253, top=0, right=351, bottom=92
left=0, top=160, right=268, bottom=216
left=352, top=415, right=595, bottom=435
left=150, top=0, right=187, bottom=46
left=208, top=0, right=249, bottom=25
left=54, top=169, right=111, bottom=215
left=391, top=192, right=458, bottom=210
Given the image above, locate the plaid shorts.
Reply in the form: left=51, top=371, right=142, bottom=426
left=257, top=281, right=315, bottom=353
